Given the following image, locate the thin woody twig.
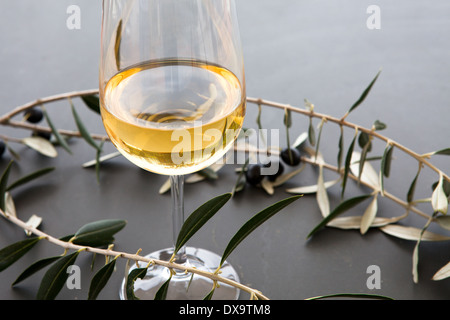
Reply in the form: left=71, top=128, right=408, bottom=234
left=0, top=208, right=269, bottom=300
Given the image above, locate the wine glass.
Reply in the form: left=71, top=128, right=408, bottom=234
left=99, top=0, right=245, bottom=299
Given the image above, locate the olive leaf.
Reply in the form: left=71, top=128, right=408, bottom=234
left=431, top=174, right=448, bottom=214
left=154, top=275, right=172, bottom=300
left=432, top=179, right=450, bottom=198
left=327, top=215, right=403, bottom=230
left=174, top=193, right=232, bottom=255
left=36, top=251, right=80, bottom=300
left=379, top=224, right=450, bottom=241
left=42, top=108, right=72, bottom=154
left=432, top=261, right=450, bottom=281
left=231, top=158, right=249, bottom=196
left=436, top=216, right=450, bottom=231
left=314, top=118, right=326, bottom=163
left=285, top=178, right=340, bottom=194
left=307, top=194, right=372, bottom=239
left=431, top=148, right=450, bottom=156
left=71, top=219, right=127, bottom=247
left=22, top=137, right=58, bottom=158
left=349, top=152, right=380, bottom=189
left=220, top=195, right=302, bottom=267
left=203, top=288, right=216, bottom=300
left=341, top=129, right=358, bottom=198
left=88, top=258, right=117, bottom=300
left=12, top=256, right=61, bottom=286
left=357, top=132, right=372, bottom=183
left=407, top=165, right=422, bottom=203
left=81, top=95, right=100, bottom=114
left=360, top=193, right=378, bottom=235
left=0, top=237, right=42, bottom=272
left=0, top=160, right=13, bottom=212
left=380, top=144, right=394, bottom=195
left=82, top=151, right=121, bottom=168
left=344, top=70, right=381, bottom=117
left=337, top=125, right=344, bottom=170
left=316, top=165, right=330, bottom=218
left=126, top=267, right=148, bottom=300
left=95, top=139, right=105, bottom=183
left=308, top=117, right=316, bottom=147
left=291, top=131, right=308, bottom=149
left=306, top=293, right=393, bottom=300
left=70, top=101, right=102, bottom=152
left=6, top=167, right=55, bottom=191
left=372, top=120, right=387, bottom=131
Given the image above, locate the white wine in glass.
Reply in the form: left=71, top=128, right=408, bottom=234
left=99, top=0, right=245, bottom=299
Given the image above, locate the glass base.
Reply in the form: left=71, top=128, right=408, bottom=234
left=119, top=247, right=240, bottom=300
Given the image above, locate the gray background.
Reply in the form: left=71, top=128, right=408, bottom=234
left=0, top=0, right=449, bottom=300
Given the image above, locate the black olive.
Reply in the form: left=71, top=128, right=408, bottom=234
left=263, top=160, right=284, bottom=181
left=24, top=108, right=44, bottom=123
left=33, top=131, right=52, bottom=140
left=0, top=140, right=5, bottom=158
left=245, top=163, right=263, bottom=186
left=280, top=147, right=302, bottom=166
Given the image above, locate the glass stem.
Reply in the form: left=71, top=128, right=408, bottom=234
left=170, top=175, right=187, bottom=265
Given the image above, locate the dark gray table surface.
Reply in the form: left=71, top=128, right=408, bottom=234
left=0, top=0, right=449, bottom=300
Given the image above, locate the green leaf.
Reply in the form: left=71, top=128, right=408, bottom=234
left=373, top=120, right=387, bottom=131
left=346, top=70, right=381, bottom=115
left=307, top=194, right=371, bottom=239
left=95, top=140, right=105, bottom=183
left=72, top=219, right=127, bottom=247
left=308, top=117, right=316, bottom=147
left=36, top=251, right=80, bottom=300
left=70, top=102, right=101, bottom=151
left=381, top=145, right=394, bottom=177
left=154, top=275, right=172, bottom=300
left=88, top=258, right=117, bottom=300
left=81, top=95, right=100, bottom=114
left=126, top=267, right=148, bottom=300
left=358, top=133, right=372, bottom=183
left=0, top=160, right=13, bottom=211
left=220, top=195, right=302, bottom=267
left=337, top=126, right=344, bottom=170
left=0, top=237, right=42, bottom=272
left=42, top=108, right=72, bottom=154
left=203, top=288, right=215, bottom=300
left=432, top=148, right=450, bottom=156
left=283, top=108, right=292, bottom=128
left=341, top=130, right=357, bottom=198
left=380, top=144, right=394, bottom=194
left=12, top=256, right=61, bottom=286
left=6, top=167, right=55, bottom=191
left=306, top=293, right=393, bottom=300
left=407, top=165, right=421, bottom=203
left=174, top=193, right=232, bottom=255
left=358, top=132, right=372, bottom=151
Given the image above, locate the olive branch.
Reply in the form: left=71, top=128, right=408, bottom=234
left=0, top=71, right=448, bottom=300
